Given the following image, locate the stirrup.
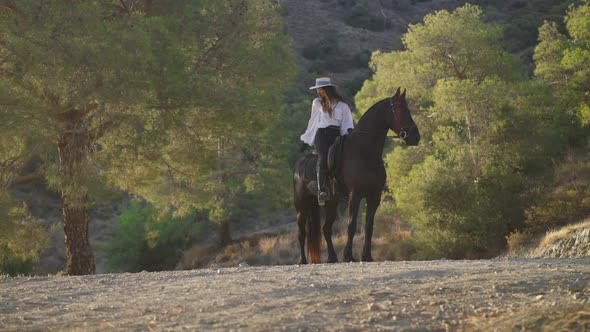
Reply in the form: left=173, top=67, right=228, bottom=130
left=318, top=191, right=328, bottom=206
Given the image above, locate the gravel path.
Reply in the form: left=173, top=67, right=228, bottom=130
left=1, top=258, right=589, bottom=331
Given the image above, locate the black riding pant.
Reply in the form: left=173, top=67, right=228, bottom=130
left=314, top=126, right=340, bottom=193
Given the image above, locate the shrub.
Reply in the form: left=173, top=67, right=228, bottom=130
left=506, top=230, right=534, bottom=254
left=0, top=194, right=48, bottom=276
left=344, top=5, right=391, bottom=31
left=104, top=199, right=203, bottom=272
left=395, top=157, right=524, bottom=260
left=301, top=34, right=340, bottom=60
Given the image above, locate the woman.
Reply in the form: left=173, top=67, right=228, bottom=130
left=300, top=77, right=354, bottom=205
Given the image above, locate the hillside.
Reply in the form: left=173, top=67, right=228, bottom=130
left=282, top=0, right=575, bottom=97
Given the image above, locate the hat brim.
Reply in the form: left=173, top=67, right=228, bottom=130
left=309, top=84, right=336, bottom=90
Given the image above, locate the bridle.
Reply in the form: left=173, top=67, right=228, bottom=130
left=390, top=96, right=410, bottom=139
left=351, top=97, right=415, bottom=140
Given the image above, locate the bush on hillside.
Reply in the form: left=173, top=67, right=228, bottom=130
left=344, top=4, right=391, bottom=31
left=301, top=33, right=340, bottom=61
left=524, top=158, right=590, bottom=232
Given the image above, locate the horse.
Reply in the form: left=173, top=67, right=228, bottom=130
left=293, top=87, right=420, bottom=264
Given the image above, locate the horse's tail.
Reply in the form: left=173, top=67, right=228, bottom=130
left=307, top=203, right=322, bottom=264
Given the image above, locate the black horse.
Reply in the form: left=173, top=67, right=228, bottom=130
left=293, top=88, right=420, bottom=264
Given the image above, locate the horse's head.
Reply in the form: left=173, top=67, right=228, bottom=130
left=387, top=87, right=420, bottom=146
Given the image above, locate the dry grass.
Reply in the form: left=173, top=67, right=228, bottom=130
left=258, top=237, right=279, bottom=255
left=177, top=232, right=302, bottom=269
left=373, top=228, right=416, bottom=261
left=506, top=230, right=534, bottom=254
left=538, top=218, right=590, bottom=249
left=179, top=212, right=418, bottom=269
left=176, top=244, right=218, bottom=270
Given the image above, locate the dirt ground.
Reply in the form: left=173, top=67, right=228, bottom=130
left=1, top=258, right=589, bottom=331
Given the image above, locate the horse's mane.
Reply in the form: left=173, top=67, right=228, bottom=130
left=355, top=98, right=388, bottom=129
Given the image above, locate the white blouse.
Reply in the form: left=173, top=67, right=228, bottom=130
left=300, top=98, right=354, bottom=146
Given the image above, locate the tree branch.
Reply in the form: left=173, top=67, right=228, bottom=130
left=161, top=157, right=191, bottom=178
left=11, top=171, right=46, bottom=185
left=443, top=51, right=465, bottom=80
left=55, top=101, right=99, bottom=124
left=192, top=34, right=227, bottom=73
left=0, top=144, right=43, bottom=191
left=118, top=0, right=131, bottom=14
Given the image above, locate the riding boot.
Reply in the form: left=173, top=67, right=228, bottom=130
left=317, top=165, right=329, bottom=206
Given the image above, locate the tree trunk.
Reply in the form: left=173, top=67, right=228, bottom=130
left=62, top=196, right=95, bottom=275
left=58, top=132, right=95, bottom=275
left=217, top=220, right=232, bottom=247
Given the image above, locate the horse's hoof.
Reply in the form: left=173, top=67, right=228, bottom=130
left=299, top=259, right=307, bottom=265
left=362, top=256, right=374, bottom=262
left=327, top=256, right=338, bottom=264
left=343, top=255, right=356, bottom=263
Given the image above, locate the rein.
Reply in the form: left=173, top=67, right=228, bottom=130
left=350, top=130, right=404, bottom=139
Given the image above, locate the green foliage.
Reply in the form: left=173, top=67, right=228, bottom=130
left=0, top=193, right=48, bottom=275
left=105, top=199, right=203, bottom=272
left=356, top=4, right=519, bottom=114
left=392, top=79, right=541, bottom=258
left=534, top=1, right=590, bottom=127
left=356, top=4, right=576, bottom=259
left=533, top=21, right=569, bottom=87
left=0, top=0, right=297, bottom=213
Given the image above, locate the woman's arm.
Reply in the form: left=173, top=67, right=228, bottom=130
left=340, top=103, right=354, bottom=136
left=300, top=98, right=321, bottom=145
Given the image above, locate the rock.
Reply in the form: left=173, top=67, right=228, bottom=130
left=238, top=262, right=250, bottom=268
left=210, top=264, right=222, bottom=270
left=569, top=278, right=587, bottom=293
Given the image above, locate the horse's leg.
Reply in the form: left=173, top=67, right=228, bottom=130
left=362, top=191, right=381, bottom=262
left=343, top=191, right=362, bottom=262
left=296, top=208, right=308, bottom=264
left=323, top=200, right=338, bottom=263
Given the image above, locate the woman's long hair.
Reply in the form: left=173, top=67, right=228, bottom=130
left=319, top=86, right=347, bottom=116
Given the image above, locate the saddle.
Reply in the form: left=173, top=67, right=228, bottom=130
left=296, top=136, right=348, bottom=201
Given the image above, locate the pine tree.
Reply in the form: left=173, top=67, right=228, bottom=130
left=0, top=0, right=296, bottom=274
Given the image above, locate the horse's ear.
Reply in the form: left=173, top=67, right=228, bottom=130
left=401, top=88, right=406, bottom=99
left=394, top=87, right=401, bottom=97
